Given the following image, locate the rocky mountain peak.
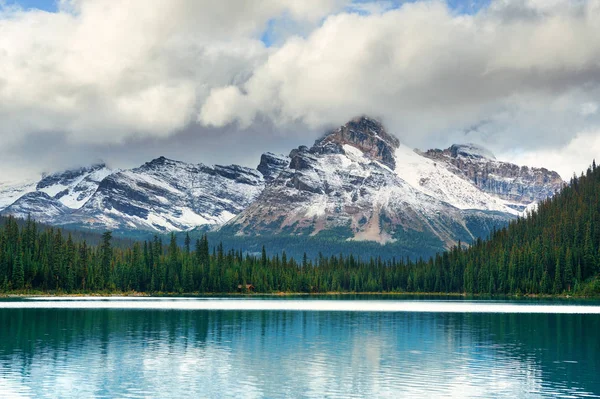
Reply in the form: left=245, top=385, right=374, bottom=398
left=37, top=162, right=108, bottom=190
left=138, top=156, right=176, bottom=170
left=422, top=144, right=563, bottom=206
left=449, top=144, right=496, bottom=160
left=424, top=144, right=496, bottom=162
left=257, top=152, right=290, bottom=181
left=314, top=116, right=400, bottom=169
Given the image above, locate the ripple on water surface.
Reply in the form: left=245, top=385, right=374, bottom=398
left=0, top=298, right=598, bottom=398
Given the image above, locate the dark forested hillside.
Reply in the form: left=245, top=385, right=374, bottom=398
left=0, top=162, right=599, bottom=295
left=447, top=161, right=600, bottom=295
left=0, top=216, right=136, bottom=248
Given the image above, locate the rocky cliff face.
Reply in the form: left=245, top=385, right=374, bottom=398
left=422, top=144, right=564, bottom=209
left=317, top=116, right=399, bottom=169
left=257, top=152, right=289, bottom=182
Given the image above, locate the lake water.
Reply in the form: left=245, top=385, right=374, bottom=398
left=1, top=297, right=599, bottom=398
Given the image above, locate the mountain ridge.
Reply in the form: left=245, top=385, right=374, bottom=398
left=0, top=117, right=564, bottom=258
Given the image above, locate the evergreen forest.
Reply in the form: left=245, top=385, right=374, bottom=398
left=2, top=162, right=600, bottom=296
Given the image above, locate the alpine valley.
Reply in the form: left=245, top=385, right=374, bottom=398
left=0, top=117, right=563, bottom=259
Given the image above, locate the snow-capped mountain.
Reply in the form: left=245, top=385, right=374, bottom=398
left=36, top=163, right=113, bottom=209
left=0, top=116, right=563, bottom=254
left=0, top=180, right=37, bottom=210
left=0, top=163, right=112, bottom=222
left=67, top=157, right=265, bottom=231
left=1, top=192, right=71, bottom=222
left=0, top=157, right=268, bottom=231
left=223, top=117, right=563, bottom=252
left=422, top=145, right=563, bottom=210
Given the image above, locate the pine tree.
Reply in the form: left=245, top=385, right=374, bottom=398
left=12, top=252, right=24, bottom=290
left=553, top=256, right=562, bottom=294
left=184, top=233, right=191, bottom=255
left=564, top=248, right=574, bottom=291
left=100, top=232, right=112, bottom=289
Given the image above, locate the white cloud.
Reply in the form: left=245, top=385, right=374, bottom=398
left=501, top=129, right=600, bottom=179
left=1, top=0, right=600, bottom=180
left=0, top=0, right=349, bottom=147
left=199, top=0, right=600, bottom=175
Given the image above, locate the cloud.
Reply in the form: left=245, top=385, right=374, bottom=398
left=581, top=102, right=599, bottom=116
left=199, top=0, right=600, bottom=170
left=501, top=128, right=600, bottom=179
left=0, top=0, right=348, bottom=148
left=1, top=0, right=600, bottom=180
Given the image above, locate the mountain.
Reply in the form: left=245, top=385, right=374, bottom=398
left=422, top=144, right=563, bottom=210
left=0, top=180, right=37, bottom=210
left=0, top=157, right=266, bottom=233
left=390, top=160, right=600, bottom=296
left=0, top=116, right=563, bottom=258
left=0, top=163, right=111, bottom=222
left=223, top=117, right=551, bottom=256
left=66, top=157, right=265, bottom=231
left=1, top=192, right=70, bottom=223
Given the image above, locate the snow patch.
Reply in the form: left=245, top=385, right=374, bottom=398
left=0, top=180, right=37, bottom=210
left=394, top=145, right=518, bottom=215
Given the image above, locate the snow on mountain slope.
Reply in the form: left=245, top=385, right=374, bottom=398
left=36, top=163, right=113, bottom=209
left=0, top=163, right=111, bottom=212
left=422, top=145, right=564, bottom=208
left=393, top=144, right=518, bottom=214
left=1, top=192, right=69, bottom=222
left=225, top=117, right=523, bottom=249
left=0, top=158, right=265, bottom=232
left=0, top=180, right=37, bottom=211
left=66, top=157, right=265, bottom=231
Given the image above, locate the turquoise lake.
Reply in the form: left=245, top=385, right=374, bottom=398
left=1, top=297, right=599, bottom=398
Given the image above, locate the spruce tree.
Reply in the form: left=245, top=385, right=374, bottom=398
left=12, top=252, right=24, bottom=290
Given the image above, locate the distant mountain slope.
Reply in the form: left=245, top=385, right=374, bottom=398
left=67, top=157, right=266, bottom=231
left=0, top=116, right=563, bottom=259
left=1, top=192, right=70, bottom=223
left=36, top=163, right=113, bottom=209
left=0, top=180, right=37, bottom=210
left=422, top=145, right=563, bottom=209
left=0, top=163, right=111, bottom=213
left=224, top=117, right=559, bottom=255
left=0, top=155, right=275, bottom=232
left=399, top=161, right=600, bottom=295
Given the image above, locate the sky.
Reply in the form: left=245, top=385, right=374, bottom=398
left=0, top=0, right=599, bottom=181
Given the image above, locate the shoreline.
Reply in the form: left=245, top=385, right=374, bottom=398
left=0, top=291, right=595, bottom=299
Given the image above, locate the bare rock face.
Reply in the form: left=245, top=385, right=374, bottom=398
left=257, top=152, right=289, bottom=182
left=317, top=116, right=399, bottom=169
left=422, top=144, right=564, bottom=208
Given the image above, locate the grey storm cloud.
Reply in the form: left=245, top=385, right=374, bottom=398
left=1, top=0, right=600, bottom=181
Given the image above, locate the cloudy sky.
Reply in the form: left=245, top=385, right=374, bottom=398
left=1, top=0, right=599, bottom=181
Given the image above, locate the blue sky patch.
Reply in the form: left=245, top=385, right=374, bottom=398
left=2, top=0, right=57, bottom=12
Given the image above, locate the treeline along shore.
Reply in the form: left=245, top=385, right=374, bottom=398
left=2, top=162, right=600, bottom=296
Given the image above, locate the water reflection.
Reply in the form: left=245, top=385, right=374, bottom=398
left=0, top=303, right=599, bottom=398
